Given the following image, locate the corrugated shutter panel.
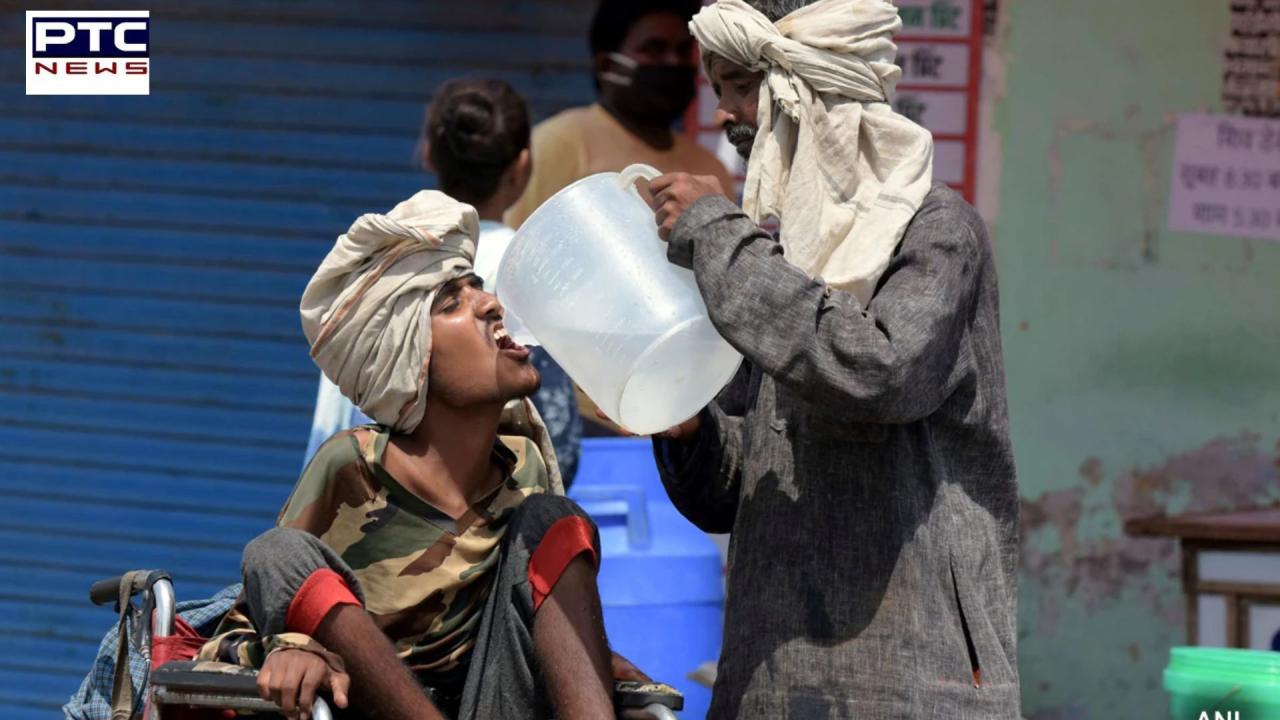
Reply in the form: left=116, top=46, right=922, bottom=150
left=0, top=2, right=594, bottom=713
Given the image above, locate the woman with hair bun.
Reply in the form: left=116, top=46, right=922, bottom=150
left=305, top=79, right=582, bottom=488
left=423, top=78, right=582, bottom=487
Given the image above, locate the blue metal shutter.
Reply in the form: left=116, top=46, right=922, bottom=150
left=0, top=2, right=593, bottom=714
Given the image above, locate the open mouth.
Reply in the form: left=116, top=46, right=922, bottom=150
left=492, top=324, right=530, bottom=361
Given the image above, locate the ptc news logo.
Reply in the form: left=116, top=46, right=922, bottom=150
left=25, top=10, right=150, bottom=95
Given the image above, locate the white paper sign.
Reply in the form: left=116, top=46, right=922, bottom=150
left=895, top=0, right=972, bottom=38
left=896, top=42, right=970, bottom=87
left=892, top=90, right=967, bottom=134
left=1167, top=113, right=1280, bottom=242
left=1224, top=0, right=1280, bottom=117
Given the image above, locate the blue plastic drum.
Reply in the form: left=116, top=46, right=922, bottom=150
left=571, top=438, right=724, bottom=719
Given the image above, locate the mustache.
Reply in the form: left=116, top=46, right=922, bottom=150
left=724, top=122, right=757, bottom=146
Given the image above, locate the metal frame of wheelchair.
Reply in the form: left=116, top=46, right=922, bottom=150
left=90, top=571, right=681, bottom=719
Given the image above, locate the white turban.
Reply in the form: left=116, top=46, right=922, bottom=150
left=300, top=191, right=563, bottom=492
left=690, top=0, right=934, bottom=305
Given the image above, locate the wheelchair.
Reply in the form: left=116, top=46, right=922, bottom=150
left=89, top=570, right=682, bottom=720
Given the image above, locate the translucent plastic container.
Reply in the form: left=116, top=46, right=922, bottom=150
left=496, top=164, right=742, bottom=434
left=1164, top=647, right=1280, bottom=719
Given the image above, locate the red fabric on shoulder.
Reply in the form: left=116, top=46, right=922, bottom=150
left=528, top=516, right=598, bottom=612
left=285, top=568, right=362, bottom=636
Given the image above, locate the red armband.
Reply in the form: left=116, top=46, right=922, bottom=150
left=285, top=569, right=361, bottom=636
left=528, top=516, right=598, bottom=612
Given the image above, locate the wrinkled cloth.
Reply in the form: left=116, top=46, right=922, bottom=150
left=690, top=0, right=934, bottom=304
left=300, top=190, right=478, bottom=434
left=200, top=429, right=558, bottom=692
left=303, top=370, right=571, bottom=495
left=224, top=495, right=597, bottom=720
left=299, top=191, right=562, bottom=492
left=301, top=219, right=580, bottom=488
left=655, top=187, right=1020, bottom=717
left=64, top=584, right=243, bottom=720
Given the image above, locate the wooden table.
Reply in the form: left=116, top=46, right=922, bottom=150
left=1126, top=507, right=1280, bottom=649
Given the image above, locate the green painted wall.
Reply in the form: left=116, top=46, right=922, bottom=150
left=990, top=0, right=1280, bottom=716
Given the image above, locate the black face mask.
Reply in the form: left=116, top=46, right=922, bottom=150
left=602, top=53, right=698, bottom=128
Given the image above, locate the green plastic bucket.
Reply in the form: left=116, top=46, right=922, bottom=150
left=1164, top=647, right=1280, bottom=719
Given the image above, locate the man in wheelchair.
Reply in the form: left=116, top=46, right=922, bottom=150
left=197, top=191, right=648, bottom=720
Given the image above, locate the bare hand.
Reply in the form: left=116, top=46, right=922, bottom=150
left=611, top=650, right=652, bottom=683
left=258, top=648, right=350, bottom=720
left=614, top=652, right=668, bottom=720
left=648, top=172, right=726, bottom=241
left=596, top=410, right=701, bottom=442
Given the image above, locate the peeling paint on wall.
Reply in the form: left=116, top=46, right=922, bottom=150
left=991, top=0, right=1280, bottom=717
left=1021, top=434, right=1280, bottom=639
left=1114, top=432, right=1280, bottom=519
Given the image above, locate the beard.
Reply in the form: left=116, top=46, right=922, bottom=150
left=725, top=122, right=757, bottom=160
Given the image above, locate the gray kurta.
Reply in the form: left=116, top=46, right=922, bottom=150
left=655, top=185, right=1020, bottom=718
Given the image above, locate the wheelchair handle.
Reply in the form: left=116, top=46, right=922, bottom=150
left=90, top=570, right=172, bottom=606
left=91, top=570, right=176, bottom=640
left=89, top=576, right=125, bottom=606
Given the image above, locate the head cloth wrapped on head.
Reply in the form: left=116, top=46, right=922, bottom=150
left=690, top=0, right=935, bottom=305
left=300, top=190, right=563, bottom=493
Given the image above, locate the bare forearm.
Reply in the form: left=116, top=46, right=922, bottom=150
left=532, top=555, right=614, bottom=720
left=315, top=605, right=444, bottom=720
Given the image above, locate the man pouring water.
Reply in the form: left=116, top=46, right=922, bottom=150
left=639, top=0, right=1021, bottom=716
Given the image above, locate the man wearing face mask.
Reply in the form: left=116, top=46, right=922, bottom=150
left=505, top=0, right=734, bottom=230
left=506, top=0, right=736, bottom=435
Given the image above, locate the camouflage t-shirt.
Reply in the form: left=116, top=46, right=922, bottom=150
left=199, top=425, right=549, bottom=686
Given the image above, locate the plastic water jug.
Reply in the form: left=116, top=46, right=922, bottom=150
left=495, top=164, right=742, bottom=434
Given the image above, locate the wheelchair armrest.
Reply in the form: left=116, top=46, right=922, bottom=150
left=615, top=680, right=683, bottom=712
left=150, top=661, right=333, bottom=720
left=153, top=663, right=669, bottom=720
left=150, top=661, right=260, bottom=695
